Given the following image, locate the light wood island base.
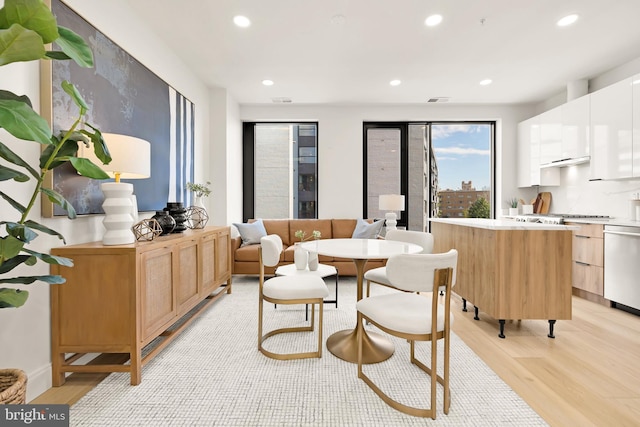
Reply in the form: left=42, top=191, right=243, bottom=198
left=430, top=219, right=574, bottom=338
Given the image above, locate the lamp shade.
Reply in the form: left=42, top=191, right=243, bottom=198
left=82, top=133, right=151, bottom=180
left=379, top=194, right=405, bottom=211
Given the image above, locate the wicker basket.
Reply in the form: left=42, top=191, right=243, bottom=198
left=0, top=369, right=27, bottom=404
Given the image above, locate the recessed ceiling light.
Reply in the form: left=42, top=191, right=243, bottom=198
left=479, top=79, right=492, bottom=86
left=425, top=14, right=443, bottom=27
left=390, top=79, right=401, bottom=86
left=262, top=79, right=274, bottom=86
left=233, top=15, right=251, bottom=28
left=557, top=14, right=578, bottom=27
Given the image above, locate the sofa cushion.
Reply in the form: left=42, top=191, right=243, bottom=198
left=260, top=219, right=292, bottom=246
left=332, top=219, right=358, bottom=238
left=352, top=218, right=384, bottom=239
left=233, top=218, right=267, bottom=247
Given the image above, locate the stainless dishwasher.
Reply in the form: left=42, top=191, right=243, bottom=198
left=603, top=225, right=640, bottom=311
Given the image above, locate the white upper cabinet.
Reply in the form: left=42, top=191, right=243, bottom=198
left=561, top=94, right=590, bottom=160
left=590, top=77, right=633, bottom=180
left=539, top=106, right=563, bottom=165
left=633, top=74, right=640, bottom=177
left=517, top=116, right=559, bottom=187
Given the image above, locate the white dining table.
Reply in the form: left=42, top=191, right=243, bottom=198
left=300, top=238, right=422, bottom=363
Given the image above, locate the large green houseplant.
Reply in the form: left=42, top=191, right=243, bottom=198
left=0, top=0, right=112, bottom=309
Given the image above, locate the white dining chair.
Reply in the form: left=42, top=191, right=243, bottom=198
left=258, top=234, right=329, bottom=360
left=365, top=229, right=434, bottom=297
left=356, top=249, right=458, bottom=419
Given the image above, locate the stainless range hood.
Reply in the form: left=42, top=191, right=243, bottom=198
left=540, top=155, right=590, bottom=168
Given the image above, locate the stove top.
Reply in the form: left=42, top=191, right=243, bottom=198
left=514, top=213, right=610, bottom=224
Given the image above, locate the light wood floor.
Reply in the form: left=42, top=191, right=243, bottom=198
left=32, top=294, right=640, bottom=427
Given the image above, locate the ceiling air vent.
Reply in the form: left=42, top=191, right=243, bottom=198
left=271, top=97, right=292, bottom=103
left=427, top=97, right=450, bottom=103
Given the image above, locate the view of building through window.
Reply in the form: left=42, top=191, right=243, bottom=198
left=432, top=123, right=493, bottom=218
left=253, top=123, right=318, bottom=219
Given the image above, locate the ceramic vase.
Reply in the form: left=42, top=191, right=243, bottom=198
left=194, top=195, right=206, bottom=210
left=151, top=210, right=176, bottom=235
left=165, top=202, right=187, bottom=233
left=307, top=251, right=319, bottom=271
left=294, top=243, right=308, bottom=270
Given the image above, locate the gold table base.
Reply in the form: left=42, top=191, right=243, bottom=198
left=326, top=327, right=394, bottom=364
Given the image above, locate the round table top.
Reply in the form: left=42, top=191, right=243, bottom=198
left=299, top=238, right=422, bottom=260
left=275, top=263, right=337, bottom=277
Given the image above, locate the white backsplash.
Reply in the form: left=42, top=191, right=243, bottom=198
left=540, top=163, right=640, bottom=219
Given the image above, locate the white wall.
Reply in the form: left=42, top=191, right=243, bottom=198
left=0, top=0, right=212, bottom=401
left=239, top=103, right=534, bottom=220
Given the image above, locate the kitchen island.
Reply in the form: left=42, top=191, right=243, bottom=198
left=430, top=218, right=578, bottom=338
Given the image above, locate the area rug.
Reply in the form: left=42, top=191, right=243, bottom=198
left=69, top=275, right=547, bottom=426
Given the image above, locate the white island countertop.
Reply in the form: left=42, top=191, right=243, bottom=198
left=429, top=217, right=580, bottom=231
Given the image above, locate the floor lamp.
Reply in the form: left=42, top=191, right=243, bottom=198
left=379, top=194, right=405, bottom=231
left=83, top=133, right=151, bottom=245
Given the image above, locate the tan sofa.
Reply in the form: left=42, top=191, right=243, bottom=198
left=232, top=219, right=385, bottom=276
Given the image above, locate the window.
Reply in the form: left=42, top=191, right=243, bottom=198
left=364, top=122, right=495, bottom=229
left=243, top=123, right=318, bottom=220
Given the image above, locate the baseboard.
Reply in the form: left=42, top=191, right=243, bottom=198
left=26, top=363, right=52, bottom=403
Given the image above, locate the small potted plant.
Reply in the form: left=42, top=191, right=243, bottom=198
left=186, top=181, right=211, bottom=209
left=508, top=198, right=519, bottom=216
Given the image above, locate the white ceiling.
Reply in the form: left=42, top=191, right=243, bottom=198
left=125, top=0, right=640, bottom=106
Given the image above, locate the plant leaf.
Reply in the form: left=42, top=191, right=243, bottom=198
left=68, top=157, right=110, bottom=179
left=22, top=248, right=73, bottom=267
left=0, top=234, right=24, bottom=260
left=55, top=25, right=93, bottom=68
left=0, top=254, right=31, bottom=274
left=23, top=219, right=67, bottom=244
left=0, top=190, right=26, bottom=214
left=3, top=0, right=59, bottom=44
left=0, top=275, right=66, bottom=285
left=0, top=288, right=29, bottom=308
left=82, top=125, right=111, bottom=165
left=0, top=164, right=29, bottom=182
left=44, top=50, right=70, bottom=60
left=0, top=98, right=52, bottom=144
left=0, top=23, right=45, bottom=65
left=40, top=137, right=78, bottom=170
left=0, top=140, right=40, bottom=178
left=40, top=187, right=77, bottom=219
left=62, top=80, right=88, bottom=113
left=5, top=221, right=38, bottom=243
left=0, top=89, right=32, bottom=107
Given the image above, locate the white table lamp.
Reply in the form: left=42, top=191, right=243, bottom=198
left=82, top=133, right=151, bottom=245
left=379, top=194, right=405, bottom=231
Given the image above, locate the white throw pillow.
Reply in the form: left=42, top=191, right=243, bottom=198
left=233, top=219, right=267, bottom=247
left=351, top=219, right=384, bottom=239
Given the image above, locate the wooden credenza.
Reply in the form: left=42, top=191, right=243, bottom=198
left=50, top=226, right=232, bottom=385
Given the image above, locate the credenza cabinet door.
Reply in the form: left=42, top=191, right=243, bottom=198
left=590, top=78, right=633, bottom=180
left=200, top=233, right=217, bottom=296
left=216, top=228, right=232, bottom=282
left=140, top=245, right=175, bottom=343
left=175, top=238, right=200, bottom=316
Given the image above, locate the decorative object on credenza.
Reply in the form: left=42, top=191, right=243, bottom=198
left=165, top=202, right=188, bottom=233
left=186, top=181, right=211, bottom=210
left=379, top=194, right=405, bottom=231
left=81, top=133, right=151, bottom=245
left=151, top=211, right=176, bottom=236
left=132, top=219, right=163, bottom=241
left=186, top=206, right=209, bottom=229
